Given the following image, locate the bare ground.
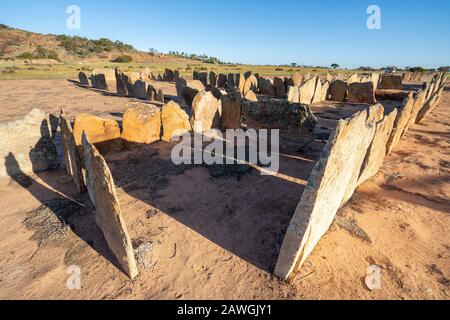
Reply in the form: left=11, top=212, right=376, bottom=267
left=0, top=80, right=448, bottom=299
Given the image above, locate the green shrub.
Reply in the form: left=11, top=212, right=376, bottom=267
left=275, top=67, right=283, bottom=71
left=111, top=55, right=133, bottom=63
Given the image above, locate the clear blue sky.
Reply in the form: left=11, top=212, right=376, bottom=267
left=0, top=0, right=448, bottom=68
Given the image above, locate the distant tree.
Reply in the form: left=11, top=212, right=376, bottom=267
left=331, top=63, right=339, bottom=69
left=438, top=66, right=449, bottom=73
left=291, top=63, right=297, bottom=67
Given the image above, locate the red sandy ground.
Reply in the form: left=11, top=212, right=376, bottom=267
left=0, top=79, right=448, bottom=299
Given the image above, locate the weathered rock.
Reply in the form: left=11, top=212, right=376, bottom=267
left=115, top=68, right=127, bottom=95
left=292, top=73, right=304, bottom=87
left=274, top=77, right=286, bottom=97
left=122, top=71, right=140, bottom=97
left=198, top=72, right=208, bottom=86
left=82, top=134, right=139, bottom=280
left=217, top=73, right=227, bottom=88
left=161, top=101, right=191, bottom=141
left=311, top=78, right=323, bottom=104
left=193, top=71, right=199, bottom=80
left=284, top=77, right=295, bottom=91
left=238, top=74, right=246, bottom=94
left=92, top=68, right=115, bottom=81
left=274, top=109, right=375, bottom=281
left=206, top=85, right=224, bottom=100
left=386, top=93, right=415, bottom=154
left=258, top=77, right=276, bottom=96
left=243, top=75, right=258, bottom=95
left=60, top=114, right=85, bottom=193
left=241, top=100, right=317, bottom=145
left=244, top=90, right=258, bottom=102
left=147, top=84, right=157, bottom=101
left=91, top=73, right=108, bottom=91
left=191, top=90, right=221, bottom=132
left=321, top=81, right=330, bottom=101
left=174, top=70, right=180, bottom=81
left=78, top=72, right=89, bottom=86
left=371, top=73, right=380, bottom=89
left=220, top=92, right=242, bottom=130
left=328, top=80, right=348, bottom=102
left=122, top=103, right=161, bottom=144
left=287, top=86, right=299, bottom=103
left=407, top=88, right=426, bottom=129
left=165, top=69, right=175, bottom=82
left=177, top=78, right=205, bottom=106
left=140, top=67, right=151, bottom=80
left=209, top=71, right=217, bottom=86
left=0, top=109, right=57, bottom=179
left=73, top=114, right=122, bottom=153
left=156, top=89, right=164, bottom=103
left=358, top=107, right=397, bottom=185
left=380, top=74, right=403, bottom=90
left=347, top=73, right=359, bottom=84
left=416, top=85, right=444, bottom=124
left=298, top=77, right=317, bottom=104
left=347, top=82, right=376, bottom=104
left=133, top=80, right=149, bottom=100
left=227, top=73, right=235, bottom=89
left=244, top=71, right=252, bottom=79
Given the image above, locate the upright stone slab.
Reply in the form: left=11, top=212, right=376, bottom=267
left=385, top=93, right=415, bottom=155
left=320, top=81, right=330, bottom=101
left=161, top=101, right=192, bottom=142
left=217, top=73, right=227, bottom=88
left=221, top=92, right=242, bottom=130
left=165, top=69, right=175, bottom=82
left=274, top=77, right=286, bottom=97
left=73, top=114, right=122, bottom=153
left=198, top=72, right=208, bottom=86
left=407, top=89, right=426, bottom=129
left=60, top=114, right=85, bottom=193
left=82, top=134, right=139, bottom=280
left=243, top=75, right=258, bottom=95
left=209, top=71, right=217, bottom=86
left=0, top=109, right=57, bottom=179
left=122, top=103, right=161, bottom=144
left=274, top=109, right=375, bottom=281
left=227, top=73, right=236, bottom=89
left=298, top=77, right=317, bottom=104
left=416, top=85, right=444, bottom=124
left=238, top=74, right=246, bottom=94
left=328, top=80, right=348, bottom=102
left=347, top=82, right=376, bottom=104
left=380, top=74, right=403, bottom=90
left=133, top=80, right=148, bottom=100
left=191, top=90, right=221, bottom=132
left=258, top=77, right=276, bottom=96
left=244, top=90, right=258, bottom=102
left=347, top=73, right=359, bottom=84
left=292, top=73, right=304, bottom=87
left=358, top=107, right=397, bottom=185
left=371, top=73, right=380, bottom=89
left=287, top=86, right=299, bottom=103
left=122, top=71, right=140, bottom=97
left=92, top=74, right=108, bottom=91
left=78, top=72, right=89, bottom=86
left=284, top=77, right=295, bottom=90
